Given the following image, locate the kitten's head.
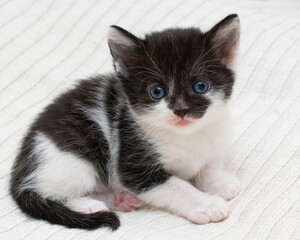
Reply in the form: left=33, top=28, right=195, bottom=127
left=108, top=14, right=240, bottom=133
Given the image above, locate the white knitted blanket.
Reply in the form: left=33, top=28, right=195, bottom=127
left=0, top=0, right=299, bottom=239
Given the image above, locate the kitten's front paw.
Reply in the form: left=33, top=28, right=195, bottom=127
left=209, top=177, right=241, bottom=200
left=189, top=195, right=229, bottom=224
left=200, top=170, right=241, bottom=200
left=209, top=181, right=241, bottom=200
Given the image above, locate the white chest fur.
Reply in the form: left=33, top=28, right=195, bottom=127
left=152, top=120, right=231, bottom=180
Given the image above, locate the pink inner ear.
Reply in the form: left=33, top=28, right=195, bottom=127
left=210, top=17, right=240, bottom=68
left=224, top=41, right=238, bottom=67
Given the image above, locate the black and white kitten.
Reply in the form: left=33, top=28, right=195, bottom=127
left=10, top=14, right=241, bottom=230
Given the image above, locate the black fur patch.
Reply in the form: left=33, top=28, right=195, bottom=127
left=117, top=107, right=170, bottom=193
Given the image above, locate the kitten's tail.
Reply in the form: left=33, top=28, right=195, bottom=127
left=11, top=190, right=120, bottom=230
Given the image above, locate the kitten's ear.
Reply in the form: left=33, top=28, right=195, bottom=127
left=108, top=25, right=143, bottom=75
left=206, top=14, right=240, bottom=67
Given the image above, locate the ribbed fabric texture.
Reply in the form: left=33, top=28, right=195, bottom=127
left=0, top=0, right=299, bottom=239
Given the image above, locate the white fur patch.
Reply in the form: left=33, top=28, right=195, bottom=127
left=133, top=98, right=232, bottom=180
left=20, top=132, right=99, bottom=200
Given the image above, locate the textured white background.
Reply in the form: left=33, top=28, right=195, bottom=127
left=0, top=0, right=299, bottom=239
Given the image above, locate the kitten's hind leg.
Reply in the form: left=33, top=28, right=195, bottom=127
left=22, top=132, right=112, bottom=214
left=11, top=132, right=120, bottom=229
left=24, top=132, right=101, bottom=200
left=113, top=191, right=143, bottom=211
left=94, top=190, right=143, bottom=212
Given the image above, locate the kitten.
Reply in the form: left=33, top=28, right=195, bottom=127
left=10, top=14, right=241, bottom=230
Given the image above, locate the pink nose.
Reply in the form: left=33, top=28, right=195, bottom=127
left=173, top=109, right=189, bottom=118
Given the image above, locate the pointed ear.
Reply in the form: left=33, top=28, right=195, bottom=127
left=107, top=25, right=143, bottom=75
left=206, top=14, right=240, bottom=67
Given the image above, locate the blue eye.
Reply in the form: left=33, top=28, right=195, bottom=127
left=192, top=81, right=209, bottom=94
left=149, top=86, right=166, bottom=100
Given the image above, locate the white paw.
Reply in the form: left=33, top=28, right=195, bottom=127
left=66, top=197, right=109, bottom=214
left=189, top=195, right=229, bottom=224
left=200, top=170, right=241, bottom=200
left=209, top=181, right=241, bottom=200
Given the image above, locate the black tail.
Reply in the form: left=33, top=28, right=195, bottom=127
left=12, top=190, right=120, bottom=230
